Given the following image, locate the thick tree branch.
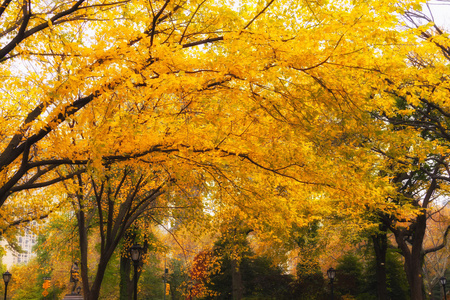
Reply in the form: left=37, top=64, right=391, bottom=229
left=0, top=0, right=86, bottom=60
left=10, top=168, right=86, bottom=193
left=0, top=0, right=13, bottom=18
left=1, top=211, right=51, bottom=236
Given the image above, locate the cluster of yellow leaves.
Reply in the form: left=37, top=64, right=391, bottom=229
left=3, top=0, right=449, bottom=286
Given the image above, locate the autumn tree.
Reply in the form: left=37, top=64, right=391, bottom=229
left=0, top=0, right=429, bottom=224
left=0, top=0, right=131, bottom=232
left=2, top=1, right=444, bottom=299
left=60, top=163, right=168, bottom=300
left=268, top=3, right=450, bottom=299
left=357, top=8, right=450, bottom=300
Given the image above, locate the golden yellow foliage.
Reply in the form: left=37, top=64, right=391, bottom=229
left=2, top=0, right=449, bottom=298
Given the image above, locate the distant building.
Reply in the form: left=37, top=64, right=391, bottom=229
left=1, top=228, right=37, bottom=269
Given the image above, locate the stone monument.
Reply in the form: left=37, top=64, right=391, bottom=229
left=62, top=262, right=83, bottom=300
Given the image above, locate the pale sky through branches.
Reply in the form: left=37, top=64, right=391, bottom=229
left=425, top=0, right=450, bottom=28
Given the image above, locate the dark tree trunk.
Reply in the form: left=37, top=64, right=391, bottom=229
left=119, top=231, right=147, bottom=300
left=382, top=173, right=441, bottom=300
left=77, top=207, right=131, bottom=300
left=88, top=257, right=112, bottom=300
left=77, top=210, right=90, bottom=300
left=119, top=255, right=133, bottom=300
left=231, top=258, right=243, bottom=300
left=119, top=230, right=135, bottom=300
left=372, top=227, right=389, bottom=300
left=79, top=226, right=118, bottom=300
left=73, top=169, right=164, bottom=300
left=391, top=212, right=428, bottom=300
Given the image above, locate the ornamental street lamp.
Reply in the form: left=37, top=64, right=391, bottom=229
left=130, top=244, right=144, bottom=300
left=440, top=277, right=447, bottom=300
left=3, top=271, right=11, bottom=300
left=327, top=267, right=336, bottom=300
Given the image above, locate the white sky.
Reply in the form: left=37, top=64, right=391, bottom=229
left=425, top=1, right=450, bottom=29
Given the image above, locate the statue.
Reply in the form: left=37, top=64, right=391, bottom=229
left=70, top=262, right=80, bottom=295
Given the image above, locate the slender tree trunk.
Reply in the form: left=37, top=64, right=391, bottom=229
left=372, top=227, right=389, bottom=300
left=231, top=258, right=243, bottom=300
left=77, top=209, right=110, bottom=300
left=73, top=173, right=163, bottom=300
left=77, top=210, right=91, bottom=300
left=409, top=214, right=427, bottom=300
left=77, top=211, right=122, bottom=300
left=119, top=255, right=133, bottom=300
left=120, top=231, right=136, bottom=300
left=88, top=258, right=110, bottom=300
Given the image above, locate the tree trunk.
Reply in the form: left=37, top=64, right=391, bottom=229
left=404, top=254, right=425, bottom=300
left=392, top=213, right=428, bottom=300
left=87, top=258, right=110, bottom=300
left=231, top=258, right=243, bottom=300
left=119, top=255, right=133, bottom=300
left=77, top=210, right=90, bottom=300
left=372, top=228, right=389, bottom=300
left=120, top=231, right=136, bottom=300
left=77, top=208, right=121, bottom=300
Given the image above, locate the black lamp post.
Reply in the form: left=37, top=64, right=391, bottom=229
left=3, top=271, right=11, bottom=300
left=327, top=267, right=336, bottom=300
left=440, top=277, right=447, bottom=300
left=130, top=244, right=144, bottom=300
left=163, top=267, right=168, bottom=300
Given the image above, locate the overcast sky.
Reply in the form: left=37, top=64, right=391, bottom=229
left=424, top=1, right=450, bottom=29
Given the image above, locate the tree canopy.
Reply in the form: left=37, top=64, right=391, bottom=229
left=1, top=0, right=450, bottom=299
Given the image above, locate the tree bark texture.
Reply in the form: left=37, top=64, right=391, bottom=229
left=231, top=258, right=243, bottom=300
left=372, top=228, right=389, bottom=300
